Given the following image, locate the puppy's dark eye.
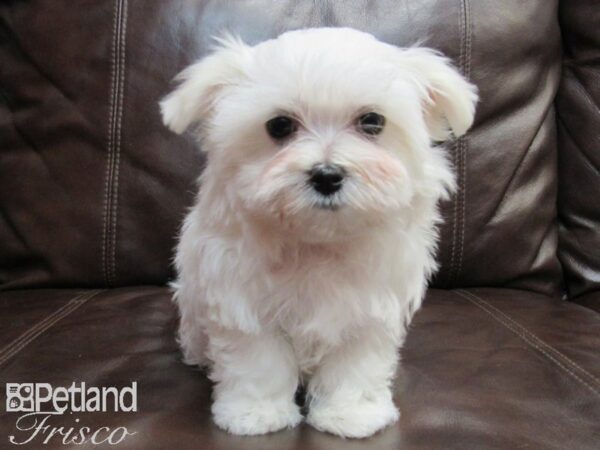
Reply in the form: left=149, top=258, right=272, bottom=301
left=358, top=112, right=385, bottom=136
left=266, top=116, right=297, bottom=140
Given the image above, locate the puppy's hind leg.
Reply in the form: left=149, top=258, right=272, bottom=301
left=172, top=278, right=211, bottom=368
left=177, top=309, right=209, bottom=368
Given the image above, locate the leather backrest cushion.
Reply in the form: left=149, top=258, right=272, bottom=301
left=557, top=0, right=600, bottom=299
left=0, top=1, right=561, bottom=293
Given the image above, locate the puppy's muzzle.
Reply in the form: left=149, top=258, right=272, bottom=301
left=308, top=164, right=345, bottom=196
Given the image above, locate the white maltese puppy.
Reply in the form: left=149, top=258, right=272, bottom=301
left=161, top=28, right=477, bottom=438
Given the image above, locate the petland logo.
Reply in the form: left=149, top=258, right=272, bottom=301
left=5, top=382, right=137, bottom=446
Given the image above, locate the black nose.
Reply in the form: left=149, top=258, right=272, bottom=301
left=308, top=164, right=345, bottom=196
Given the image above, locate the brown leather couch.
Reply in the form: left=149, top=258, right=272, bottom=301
left=1, top=1, right=599, bottom=448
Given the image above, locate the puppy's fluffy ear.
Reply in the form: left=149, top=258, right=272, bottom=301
left=397, top=48, right=478, bottom=141
left=160, top=35, right=250, bottom=134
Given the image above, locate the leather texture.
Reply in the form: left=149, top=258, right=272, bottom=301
left=1, top=1, right=599, bottom=448
left=577, top=292, right=600, bottom=315
left=557, top=0, right=600, bottom=301
left=0, top=288, right=599, bottom=449
left=0, top=1, right=203, bottom=289
left=1, top=0, right=562, bottom=294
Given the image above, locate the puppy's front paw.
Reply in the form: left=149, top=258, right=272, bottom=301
left=307, top=395, right=399, bottom=439
left=212, top=397, right=302, bottom=436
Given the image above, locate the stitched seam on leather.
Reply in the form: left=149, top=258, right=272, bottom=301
left=448, top=1, right=465, bottom=286
left=0, top=291, right=103, bottom=367
left=110, top=0, right=128, bottom=285
left=455, top=0, right=471, bottom=282
left=0, top=292, right=91, bottom=363
left=455, top=290, right=600, bottom=397
left=459, top=290, right=600, bottom=387
left=102, top=0, right=128, bottom=287
left=102, top=0, right=120, bottom=287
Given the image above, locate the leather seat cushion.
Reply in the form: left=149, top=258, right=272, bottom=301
left=1, top=287, right=598, bottom=449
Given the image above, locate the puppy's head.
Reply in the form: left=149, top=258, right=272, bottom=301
left=161, top=28, right=478, bottom=243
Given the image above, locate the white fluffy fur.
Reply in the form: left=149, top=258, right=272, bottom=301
left=161, top=28, right=477, bottom=438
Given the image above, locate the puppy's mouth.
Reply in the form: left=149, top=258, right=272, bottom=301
left=313, top=195, right=342, bottom=211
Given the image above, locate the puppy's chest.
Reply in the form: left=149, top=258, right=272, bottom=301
left=266, top=242, right=348, bottom=277
left=263, top=244, right=362, bottom=312
left=251, top=241, right=398, bottom=352
left=262, top=249, right=385, bottom=348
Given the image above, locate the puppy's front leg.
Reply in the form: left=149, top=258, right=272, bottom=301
left=306, top=327, right=400, bottom=438
left=207, top=327, right=302, bottom=435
